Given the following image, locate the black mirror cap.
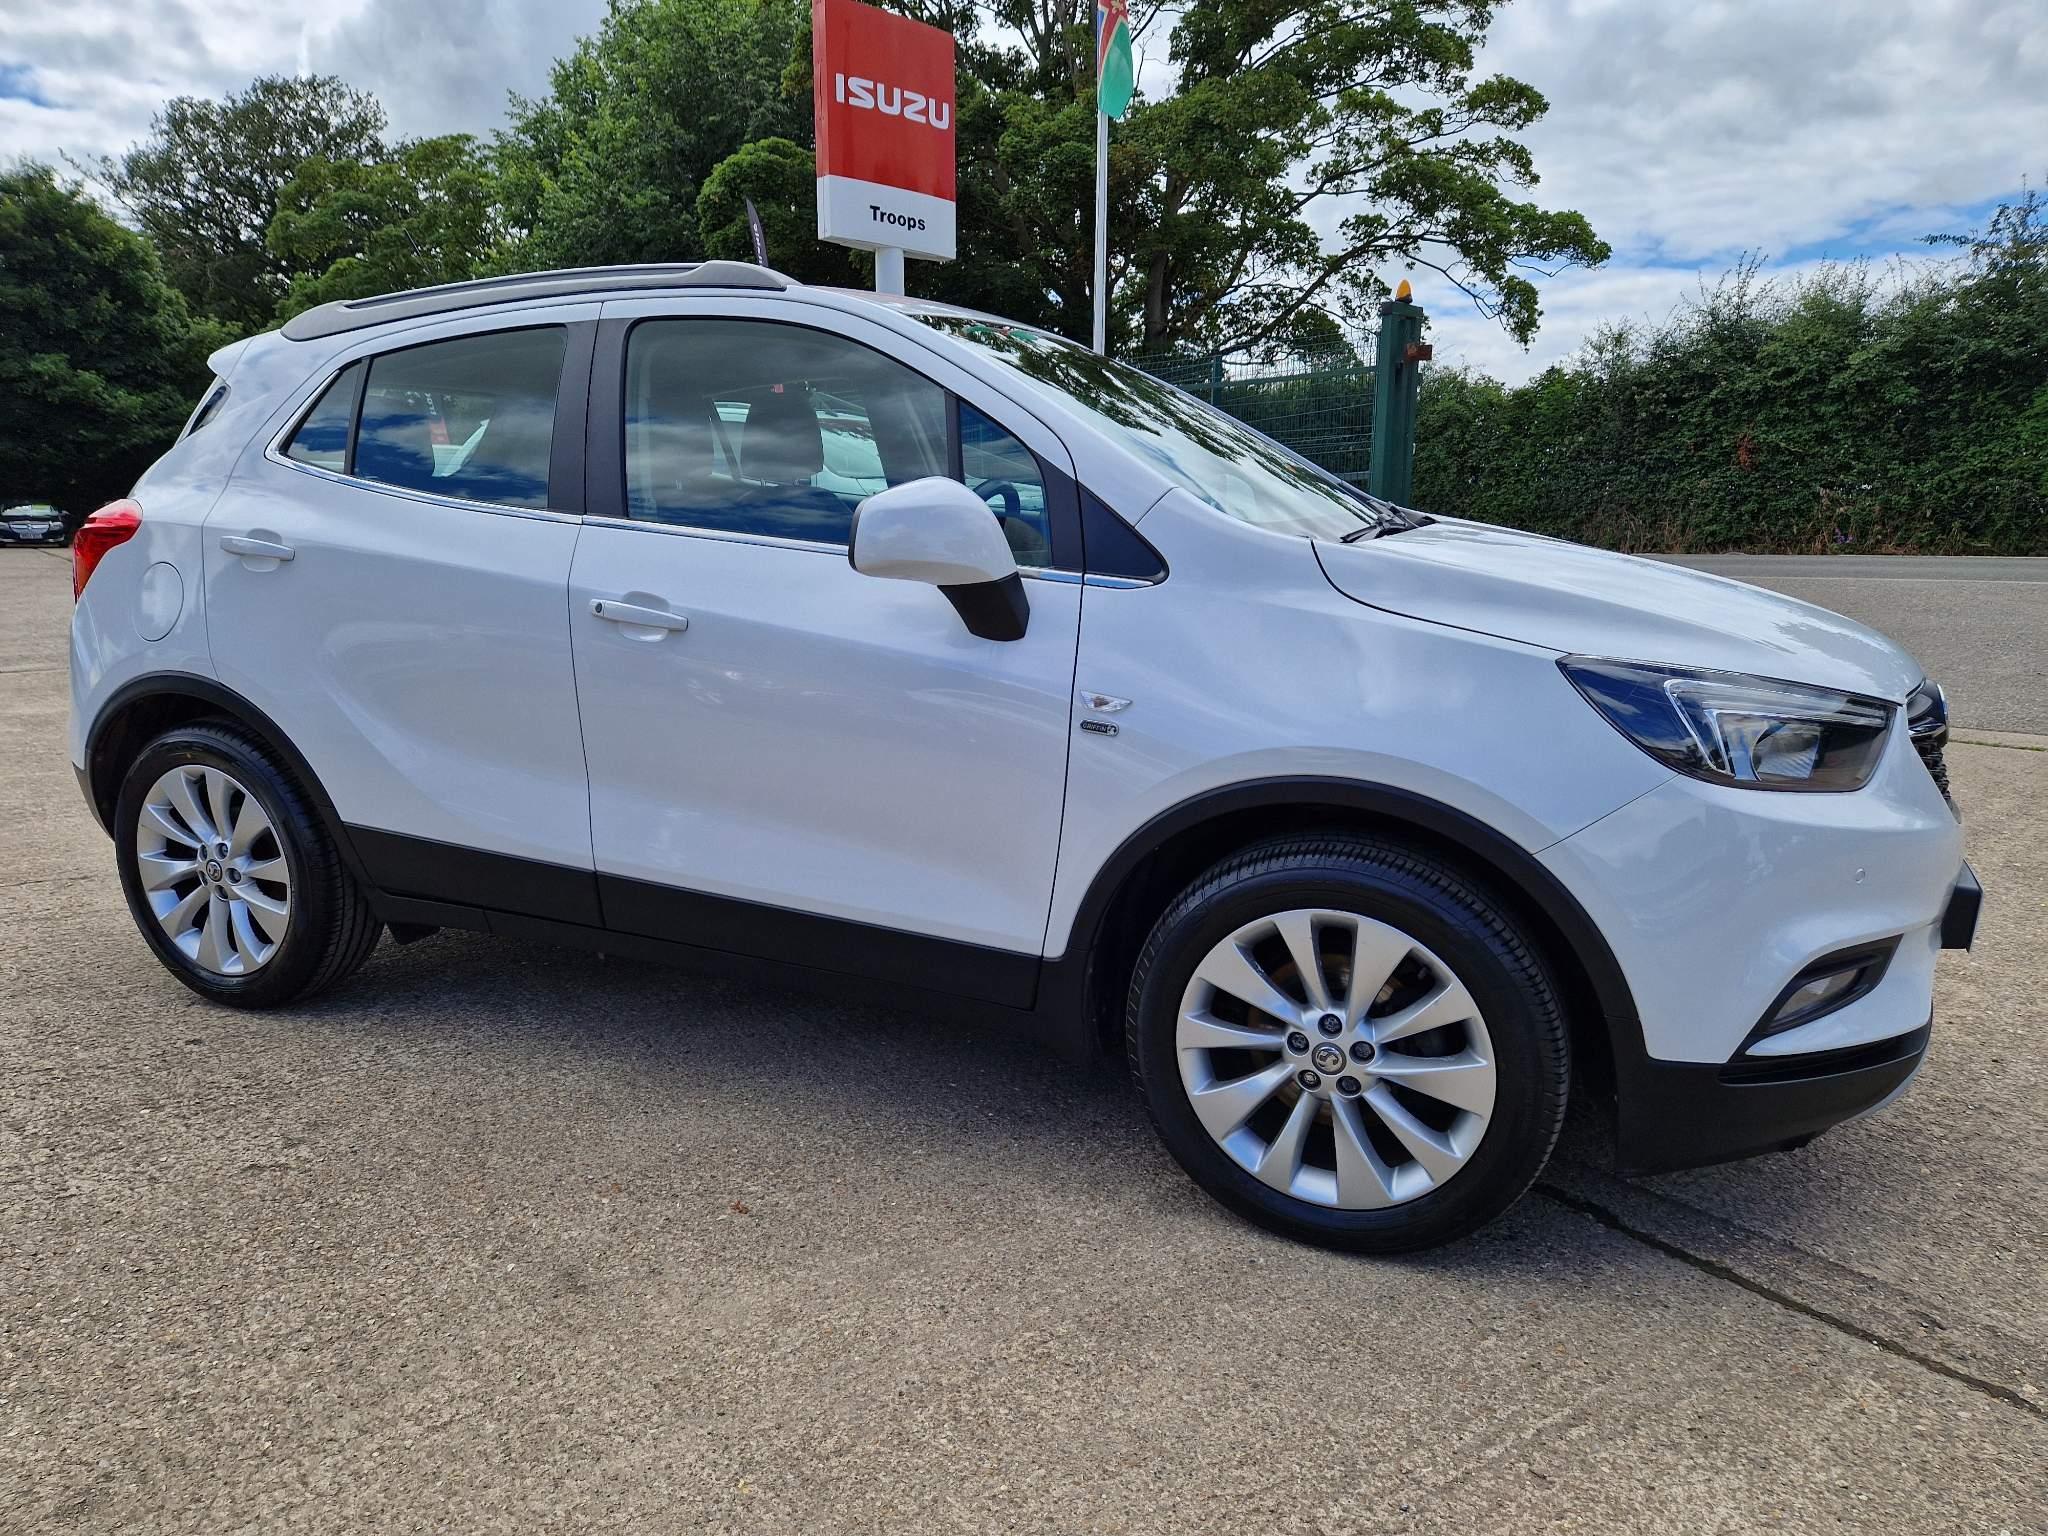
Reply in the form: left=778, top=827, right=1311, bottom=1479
left=940, top=571, right=1029, bottom=641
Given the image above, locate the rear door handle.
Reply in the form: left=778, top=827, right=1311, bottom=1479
left=590, top=598, right=689, bottom=632
left=220, top=535, right=294, bottom=562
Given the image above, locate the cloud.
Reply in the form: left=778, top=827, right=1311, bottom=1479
left=0, top=0, right=604, bottom=171
left=1423, top=0, right=2048, bottom=377
left=1481, top=0, right=2048, bottom=261
left=4, top=0, right=2044, bottom=381
left=309, top=0, right=608, bottom=142
left=0, top=2, right=331, bottom=167
left=0, top=62, right=55, bottom=107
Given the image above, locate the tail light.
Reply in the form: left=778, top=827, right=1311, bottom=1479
left=72, top=500, right=143, bottom=600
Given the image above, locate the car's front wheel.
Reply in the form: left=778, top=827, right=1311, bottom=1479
left=1126, top=833, right=1568, bottom=1253
left=114, top=722, right=381, bottom=1007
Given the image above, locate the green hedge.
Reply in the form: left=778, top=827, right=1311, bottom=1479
left=1414, top=195, right=2048, bottom=554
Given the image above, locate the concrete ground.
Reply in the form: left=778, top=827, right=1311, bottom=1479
left=3, top=547, right=2043, bottom=1533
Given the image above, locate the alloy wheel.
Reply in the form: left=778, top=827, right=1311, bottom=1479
left=1175, top=907, right=1496, bottom=1208
left=134, top=764, right=292, bottom=976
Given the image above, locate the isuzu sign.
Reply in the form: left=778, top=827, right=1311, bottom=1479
left=813, top=0, right=956, bottom=262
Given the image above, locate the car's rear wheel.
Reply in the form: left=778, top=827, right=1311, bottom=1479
left=114, top=722, right=381, bottom=1007
left=1126, top=833, right=1568, bottom=1253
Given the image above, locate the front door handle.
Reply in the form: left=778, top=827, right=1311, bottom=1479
left=220, top=535, right=295, bottom=562
left=590, top=598, right=689, bottom=632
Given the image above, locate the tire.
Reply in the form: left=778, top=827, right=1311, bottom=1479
left=113, top=721, right=381, bottom=1007
left=1126, top=833, right=1568, bottom=1253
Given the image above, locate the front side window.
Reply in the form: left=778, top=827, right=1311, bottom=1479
left=959, top=402, right=1050, bottom=566
left=626, top=319, right=948, bottom=546
left=353, top=328, right=565, bottom=509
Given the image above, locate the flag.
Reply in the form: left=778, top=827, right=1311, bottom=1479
left=744, top=197, right=768, bottom=265
left=1097, top=0, right=1134, bottom=120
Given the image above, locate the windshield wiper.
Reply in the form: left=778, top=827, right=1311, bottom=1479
left=1340, top=507, right=1435, bottom=542
left=1340, top=522, right=1393, bottom=542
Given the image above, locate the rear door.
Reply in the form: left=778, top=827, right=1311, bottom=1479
left=204, top=310, right=602, bottom=919
left=567, top=297, right=1082, bottom=1002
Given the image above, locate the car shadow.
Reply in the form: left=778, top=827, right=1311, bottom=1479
left=284, top=925, right=1832, bottom=1270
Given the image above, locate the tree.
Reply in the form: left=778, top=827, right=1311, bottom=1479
left=0, top=166, right=224, bottom=516
left=1124, top=0, right=1607, bottom=352
left=767, top=0, right=1605, bottom=354
left=269, top=135, right=506, bottom=316
left=99, top=74, right=387, bottom=331
left=696, top=137, right=863, bottom=284
left=495, top=0, right=809, bottom=270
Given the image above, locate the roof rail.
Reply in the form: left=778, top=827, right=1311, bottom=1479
left=280, top=261, right=795, bottom=342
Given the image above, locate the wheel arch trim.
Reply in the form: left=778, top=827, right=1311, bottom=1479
left=1051, top=774, right=1645, bottom=1063
left=83, top=672, right=374, bottom=890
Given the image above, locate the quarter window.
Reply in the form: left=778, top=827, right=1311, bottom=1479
left=284, top=361, right=364, bottom=472
left=187, top=382, right=231, bottom=437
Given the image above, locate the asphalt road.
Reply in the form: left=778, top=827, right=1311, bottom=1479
left=4, top=546, right=2044, bottom=1533
left=1662, top=555, right=2048, bottom=734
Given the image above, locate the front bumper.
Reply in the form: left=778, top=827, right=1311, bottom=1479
left=1608, top=860, right=1976, bottom=1174
left=1941, top=861, right=1981, bottom=950
left=1540, top=710, right=1976, bottom=1173
left=1612, top=1022, right=1930, bottom=1175
left=1541, top=720, right=1964, bottom=1066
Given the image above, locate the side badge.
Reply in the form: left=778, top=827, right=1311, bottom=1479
left=1080, top=719, right=1119, bottom=737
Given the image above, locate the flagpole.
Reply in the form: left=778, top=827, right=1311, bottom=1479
left=1092, top=108, right=1108, bottom=354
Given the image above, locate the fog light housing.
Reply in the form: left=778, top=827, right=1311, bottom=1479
left=1775, top=969, right=1862, bottom=1020
left=1743, top=941, right=1898, bottom=1051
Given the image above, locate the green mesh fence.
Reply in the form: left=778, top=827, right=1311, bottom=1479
left=1134, top=345, right=1377, bottom=484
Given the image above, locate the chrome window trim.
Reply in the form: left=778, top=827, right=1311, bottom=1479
left=578, top=514, right=1157, bottom=585
left=1022, top=569, right=1152, bottom=588
left=261, top=448, right=583, bottom=525
left=577, top=513, right=844, bottom=556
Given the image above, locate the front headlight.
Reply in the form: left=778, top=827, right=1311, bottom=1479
left=1560, top=658, right=1894, bottom=791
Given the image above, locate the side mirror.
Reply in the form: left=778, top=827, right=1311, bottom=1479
left=848, top=476, right=1029, bottom=641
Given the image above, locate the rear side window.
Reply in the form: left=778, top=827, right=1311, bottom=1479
left=284, top=361, right=364, bottom=472
left=354, top=329, right=566, bottom=509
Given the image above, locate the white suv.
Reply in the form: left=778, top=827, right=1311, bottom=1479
left=68, top=262, right=1979, bottom=1251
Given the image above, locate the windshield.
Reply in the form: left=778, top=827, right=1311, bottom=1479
left=919, top=314, right=1395, bottom=539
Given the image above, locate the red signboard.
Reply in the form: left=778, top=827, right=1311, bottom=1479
left=813, top=0, right=957, bottom=261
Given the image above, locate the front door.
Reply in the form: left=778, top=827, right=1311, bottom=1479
left=568, top=300, right=1081, bottom=1004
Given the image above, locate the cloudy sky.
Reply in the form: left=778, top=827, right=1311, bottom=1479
left=4, top=0, right=2044, bottom=381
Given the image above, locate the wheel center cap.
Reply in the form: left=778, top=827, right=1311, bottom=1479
left=1310, top=1042, right=1345, bottom=1074
left=204, top=859, right=225, bottom=883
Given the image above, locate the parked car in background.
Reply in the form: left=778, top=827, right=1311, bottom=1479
left=66, top=261, right=1978, bottom=1253
left=1, top=504, right=69, bottom=545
